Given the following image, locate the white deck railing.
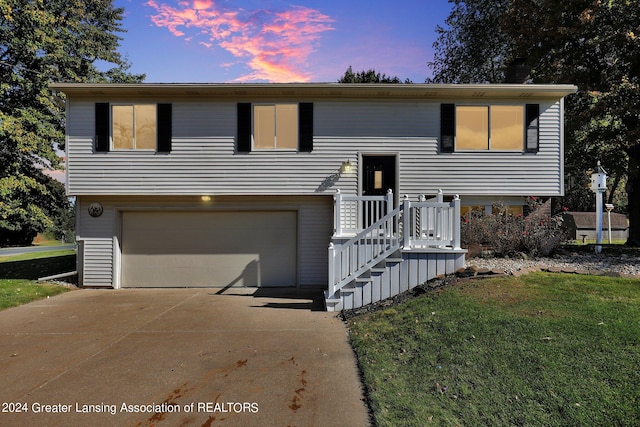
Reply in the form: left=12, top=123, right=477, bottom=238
left=333, top=189, right=394, bottom=236
left=329, top=203, right=403, bottom=295
left=329, top=190, right=461, bottom=296
left=404, top=191, right=461, bottom=249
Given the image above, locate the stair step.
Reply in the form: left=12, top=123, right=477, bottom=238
left=326, top=250, right=466, bottom=312
left=340, top=284, right=356, bottom=294
left=323, top=290, right=341, bottom=303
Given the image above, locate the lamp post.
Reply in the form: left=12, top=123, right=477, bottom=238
left=605, top=203, right=614, bottom=244
left=590, top=161, right=607, bottom=253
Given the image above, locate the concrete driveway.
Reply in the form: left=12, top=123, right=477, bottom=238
left=0, top=288, right=370, bottom=427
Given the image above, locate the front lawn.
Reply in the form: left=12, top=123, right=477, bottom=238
left=0, top=279, right=71, bottom=310
left=0, top=250, right=75, bottom=310
left=348, top=273, right=640, bottom=426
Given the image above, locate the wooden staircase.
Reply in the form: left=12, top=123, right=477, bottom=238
left=324, top=190, right=466, bottom=312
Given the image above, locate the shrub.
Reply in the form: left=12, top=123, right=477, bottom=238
left=461, top=198, right=567, bottom=257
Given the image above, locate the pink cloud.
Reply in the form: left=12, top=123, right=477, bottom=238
left=145, top=1, right=334, bottom=82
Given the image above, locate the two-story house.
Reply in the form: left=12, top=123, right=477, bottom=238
left=51, top=83, right=576, bottom=310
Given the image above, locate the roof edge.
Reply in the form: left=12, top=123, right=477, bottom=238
left=50, top=82, right=578, bottom=99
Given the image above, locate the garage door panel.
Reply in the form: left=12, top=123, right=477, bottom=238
left=122, top=211, right=296, bottom=287
left=124, top=254, right=260, bottom=287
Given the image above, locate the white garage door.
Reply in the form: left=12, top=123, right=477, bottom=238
left=121, top=211, right=297, bottom=287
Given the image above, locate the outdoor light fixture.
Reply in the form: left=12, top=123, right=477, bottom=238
left=605, top=203, right=614, bottom=244
left=200, top=195, right=212, bottom=202
left=340, top=159, right=353, bottom=174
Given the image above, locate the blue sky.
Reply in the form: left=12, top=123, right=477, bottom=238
left=114, top=0, right=453, bottom=83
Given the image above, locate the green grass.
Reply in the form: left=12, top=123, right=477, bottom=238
left=0, top=250, right=76, bottom=310
left=0, top=279, right=72, bottom=310
left=0, top=249, right=76, bottom=264
left=348, top=273, right=640, bottom=426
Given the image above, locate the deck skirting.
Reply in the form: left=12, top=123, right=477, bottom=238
left=325, top=248, right=465, bottom=312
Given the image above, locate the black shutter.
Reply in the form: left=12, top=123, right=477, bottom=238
left=157, top=103, right=172, bottom=152
left=237, top=103, right=252, bottom=152
left=95, top=103, right=110, bottom=152
left=525, top=104, right=540, bottom=153
left=440, top=104, right=455, bottom=153
left=298, top=102, right=313, bottom=152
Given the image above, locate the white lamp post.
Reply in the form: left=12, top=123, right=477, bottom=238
left=605, top=203, right=614, bottom=244
left=590, top=161, right=607, bottom=253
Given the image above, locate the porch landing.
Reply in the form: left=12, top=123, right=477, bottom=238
left=324, top=190, right=466, bottom=312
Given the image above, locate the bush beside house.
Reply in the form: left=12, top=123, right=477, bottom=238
left=461, top=197, right=567, bottom=257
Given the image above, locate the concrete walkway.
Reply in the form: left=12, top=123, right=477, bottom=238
left=0, top=288, right=370, bottom=426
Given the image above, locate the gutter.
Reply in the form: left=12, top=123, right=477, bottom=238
left=38, top=271, right=77, bottom=282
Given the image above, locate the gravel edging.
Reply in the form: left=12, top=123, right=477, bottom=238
left=466, top=252, right=640, bottom=278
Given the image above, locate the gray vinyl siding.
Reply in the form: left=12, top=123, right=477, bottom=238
left=76, top=199, right=114, bottom=287
left=317, top=101, right=562, bottom=197
left=66, top=98, right=563, bottom=199
left=66, top=99, right=357, bottom=196
left=76, top=195, right=331, bottom=288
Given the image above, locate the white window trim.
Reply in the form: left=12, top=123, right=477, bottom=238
left=110, top=103, right=157, bottom=151
left=454, top=104, right=526, bottom=153
left=251, top=103, right=299, bottom=151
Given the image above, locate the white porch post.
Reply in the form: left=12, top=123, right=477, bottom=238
left=402, top=194, right=411, bottom=249
left=452, top=194, right=461, bottom=250
left=334, top=189, right=342, bottom=236
left=328, top=242, right=336, bottom=295
left=385, top=188, right=394, bottom=214
left=436, top=189, right=443, bottom=240
left=418, top=194, right=425, bottom=238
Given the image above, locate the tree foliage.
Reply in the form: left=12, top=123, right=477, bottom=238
left=428, top=0, right=512, bottom=83
left=0, top=0, right=144, bottom=246
left=338, top=66, right=412, bottom=83
left=429, top=0, right=640, bottom=245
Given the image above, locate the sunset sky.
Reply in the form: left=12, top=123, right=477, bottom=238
left=114, top=0, right=453, bottom=83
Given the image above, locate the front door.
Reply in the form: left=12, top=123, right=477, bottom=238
left=362, top=155, right=396, bottom=227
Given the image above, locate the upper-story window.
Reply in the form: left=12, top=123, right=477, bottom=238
left=237, top=102, right=313, bottom=153
left=440, top=103, right=539, bottom=153
left=456, top=105, right=524, bottom=151
left=95, top=103, right=172, bottom=153
left=112, top=104, right=157, bottom=150
left=253, top=104, right=298, bottom=150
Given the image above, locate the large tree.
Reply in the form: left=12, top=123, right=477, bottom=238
left=428, top=0, right=512, bottom=84
left=0, top=0, right=144, bottom=245
left=429, top=0, right=640, bottom=245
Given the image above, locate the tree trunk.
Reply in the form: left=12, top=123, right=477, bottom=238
left=626, top=146, right=640, bottom=246
left=607, top=174, right=620, bottom=205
